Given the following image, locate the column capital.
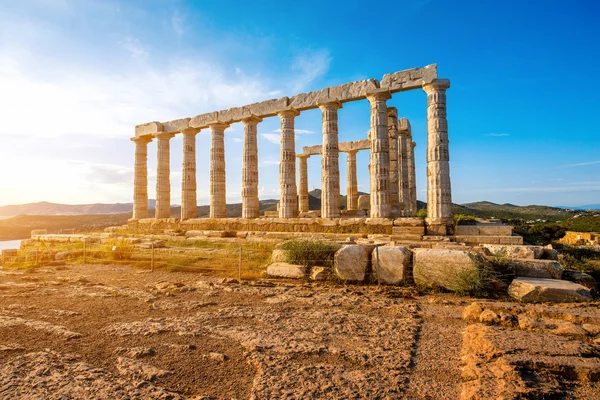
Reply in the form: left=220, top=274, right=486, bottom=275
left=181, top=127, right=200, bottom=136
left=154, top=131, right=175, bottom=140
left=366, top=88, right=391, bottom=102
left=346, top=149, right=359, bottom=156
left=422, top=78, right=450, bottom=94
left=131, top=135, right=153, bottom=144
left=207, top=121, right=231, bottom=130
left=386, top=107, right=398, bottom=117
left=277, top=107, right=300, bottom=118
left=241, top=114, right=263, bottom=124
left=398, top=117, right=411, bottom=132
left=317, top=100, right=343, bottom=111
left=297, top=154, right=310, bottom=160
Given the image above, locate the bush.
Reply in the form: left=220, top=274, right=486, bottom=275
left=453, top=214, right=478, bottom=226
left=281, top=239, right=337, bottom=268
left=415, top=209, right=427, bottom=218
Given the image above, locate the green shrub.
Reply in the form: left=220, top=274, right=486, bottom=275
left=415, top=209, right=427, bottom=218
left=453, top=214, right=478, bottom=226
left=281, top=239, right=337, bottom=268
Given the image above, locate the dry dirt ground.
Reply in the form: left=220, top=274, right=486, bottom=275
left=0, top=264, right=599, bottom=399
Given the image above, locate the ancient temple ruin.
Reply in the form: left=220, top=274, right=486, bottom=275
left=130, top=64, right=452, bottom=235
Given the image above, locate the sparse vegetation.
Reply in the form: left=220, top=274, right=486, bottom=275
left=453, top=214, right=477, bottom=226
left=281, top=239, right=337, bottom=268
left=415, top=209, right=427, bottom=218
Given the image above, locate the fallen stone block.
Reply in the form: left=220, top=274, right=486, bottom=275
left=266, top=262, right=307, bottom=279
left=562, top=270, right=597, bottom=291
left=334, top=245, right=372, bottom=281
left=483, top=244, right=544, bottom=259
left=270, top=249, right=288, bottom=263
left=372, top=246, right=412, bottom=285
left=413, top=249, right=489, bottom=293
left=508, top=277, right=592, bottom=303
left=310, top=266, right=330, bottom=281
left=510, top=259, right=563, bottom=279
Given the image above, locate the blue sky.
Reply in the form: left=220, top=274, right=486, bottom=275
left=0, top=0, right=598, bottom=207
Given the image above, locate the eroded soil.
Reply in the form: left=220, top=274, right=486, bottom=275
left=0, top=264, right=599, bottom=399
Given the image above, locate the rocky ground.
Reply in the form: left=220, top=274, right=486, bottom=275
left=0, top=264, right=599, bottom=399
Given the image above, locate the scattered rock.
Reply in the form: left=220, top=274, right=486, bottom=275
left=582, top=323, right=600, bottom=336
left=310, top=266, right=330, bottom=281
left=270, top=249, right=288, bottom=263
left=518, top=315, right=542, bottom=330
left=462, top=303, right=484, bottom=322
left=479, top=309, right=501, bottom=325
left=114, top=347, right=156, bottom=359
left=508, top=277, right=593, bottom=303
left=208, top=352, right=227, bottom=362
left=563, top=270, right=597, bottom=292
left=551, top=321, right=587, bottom=337
left=115, top=357, right=172, bottom=381
left=266, top=262, right=307, bottom=279
left=372, top=246, right=412, bottom=285
left=483, top=244, right=544, bottom=259
left=498, top=312, right=517, bottom=327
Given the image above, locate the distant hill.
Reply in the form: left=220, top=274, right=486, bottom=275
left=0, top=201, right=157, bottom=217
left=456, top=201, right=578, bottom=222
left=556, top=204, right=600, bottom=211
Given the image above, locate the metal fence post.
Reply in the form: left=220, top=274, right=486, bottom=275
left=238, top=246, right=242, bottom=283
left=151, top=243, right=155, bottom=272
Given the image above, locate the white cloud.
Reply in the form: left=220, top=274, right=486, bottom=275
left=291, top=49, right=331, bottom=92
left=260, top=159, right=280, bottom=166
left=271, top=128, right=315, bottom=135
left=118, top=36, right=147, bottom=59
left=484, top=133, right=510, bottom=137
left=261, top=133, right=280, bottom=144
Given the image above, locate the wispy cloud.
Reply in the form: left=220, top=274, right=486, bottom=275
left=261, top=133, right=280, bottom=144
left=291, top=48, right=331, bottom=92
left=560, top=160, right=600, bottom=168
left=259, top=159, right=280, bottom=166
left=484, top=133, right=510, bottom=137
left=171, top=10, right=184, bottom=39
left=118, top=36, right=147, bottom=59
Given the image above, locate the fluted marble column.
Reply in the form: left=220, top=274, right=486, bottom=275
left=209, top=122, right=230, bottom=218
left=366, top=89, right=392, bottom=218
left=319, top=101, right=342, bottom=218
left=423, top=79, right=452, bottom=233
left=297, top=154, right=310, bottom=213
left=346, top=150, right=358, bottom=211
left=387, top=107, right=399, bottom=215
left=398, top=118, right=410, bottom=215
left=241, top=115, right=262, bottom=219
left=407, top=141, right=417, bottom=215
left=131, top=136, right=152, bottom=219
left=278, top=108, right=300, bottom=218
left=181, top=128, right=199, bottom=220
left=155, top=131, right=175, bottom=219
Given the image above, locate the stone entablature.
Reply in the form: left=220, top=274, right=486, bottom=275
left=131, top=64, right=452, bottom=234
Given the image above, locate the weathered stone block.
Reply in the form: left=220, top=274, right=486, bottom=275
left=510, top=259, right=563, bottom=279
left=357, top=195, right=370, bottom=210
left=483, top=244, right=544, bottom=259
left=328, top=79, right=379, bottom=102
left=508, top=277, right=592, bottom=303
left=289, top=88, right=329, bottom=110
left=162, top=118, right=191, bottom=134
left=310, top=266, right=330, bottom=281
left=189, top=112, right=218, bottom=128
left=334, top=245, right=371, bottom=281
left=266, top=262, right=306, bottom=279
left=413, top=248, right=488, bottom=292
left=135, top=121, right=162, bottom=137
left=372, top=246, right=412, bottom=285
left=393, top=218, right=424, bottom=227
left=271, top=249, right=288, bottom=263
left=247, top=97, right=289, bottom=117
left=562, top=270, right=597, bottom=291
left=217, top=106, right=251, bottom=123
left=380, top=64, right=438, bottom=92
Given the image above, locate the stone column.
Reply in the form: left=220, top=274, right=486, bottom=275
left=387, top=107, right=399, bottom=215
left=346, top=150, right=358, bottom=211
left=209, top=122, right=230, bottom=219
left=181, top=128, right=199, bottom=220
left=366, top=89, right=392, bottom=218
left=409, top=141, right=418, bottom=214
left=241, top=115, right=262, bottom=219
left=277, top=108, right=300, bottom=218
left=318, top=101, right=342, bottom=218
left=423, top=79, right=452, bottom=234
left=297, top=154, right=310, bottom=213
left=131, top=136, right=152, bottom=219
left=398, top=118, right=410, bottom=215
left=154, top=131, right=175, bottom=219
